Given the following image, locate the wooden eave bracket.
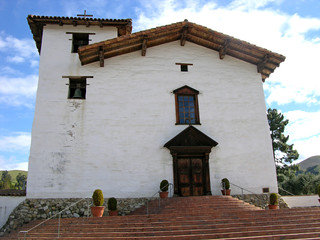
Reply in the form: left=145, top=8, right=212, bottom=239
left=180, top=25, right=188, bottom=46
left=99, top=46, right=104, bottom=67
left=257, top=54, right=269, bottom=73
left=141, top=36, right=148, bottom=56
left=219, top=39, right=230, bottom=59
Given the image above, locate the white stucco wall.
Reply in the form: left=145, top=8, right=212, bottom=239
left=0, top=196, right=26, bottom=228
left=27, top=24, right=277, bottom=198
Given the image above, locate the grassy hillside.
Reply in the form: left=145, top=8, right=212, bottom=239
left=298, top=155, right=320, bottom=171
left=0, top=170, right=27, bottom=184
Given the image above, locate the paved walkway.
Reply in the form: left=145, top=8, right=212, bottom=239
left=282, top=195, right=319, bottom=208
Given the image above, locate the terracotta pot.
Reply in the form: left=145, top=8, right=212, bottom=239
left=108, top=210, right=118, bottom=216
left=221, top=189, right=231, bottom=196
left=159, top=191, right=169, bottom=198
left=268, top=204, right=278, bottom=209
left=91, top=206, right=105, bottom=217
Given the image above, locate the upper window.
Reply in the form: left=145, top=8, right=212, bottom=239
left=173, top=86, right=200, bottom=125
left=175, top=63, right=193, bottom=72
left=72, top=33, right=89, bottom=53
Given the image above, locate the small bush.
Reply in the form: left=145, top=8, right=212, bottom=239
left=221, top=178, right=230, bottom=190
left=160, top=179, right=169, bottom=192
left=269, top=193, right=278, bottom=205
left=92, top=189, right=104, bottom=206
left=108, top=197, right=117, bottom=211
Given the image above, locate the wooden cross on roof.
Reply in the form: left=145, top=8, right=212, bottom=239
left=77, top=10, right=93, bottom=18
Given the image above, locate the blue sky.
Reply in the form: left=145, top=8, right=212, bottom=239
left=0, top=0, right=320, bottom=170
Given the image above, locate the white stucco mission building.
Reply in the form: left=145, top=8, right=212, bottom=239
left=26, top=15, right=285, bottom=199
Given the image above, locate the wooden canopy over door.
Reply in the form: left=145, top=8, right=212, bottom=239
left=164, top=126, right=218, bottom=196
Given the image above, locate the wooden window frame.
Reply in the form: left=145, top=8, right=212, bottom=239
left=173, top=86, right=200, bottom=125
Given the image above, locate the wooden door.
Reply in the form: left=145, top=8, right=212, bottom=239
left=177, top=158, right=204, bottom=196
left=191, top=158, right=204, bottom=196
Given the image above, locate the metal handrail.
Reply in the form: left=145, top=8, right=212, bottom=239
left=278, top=186, right=295, bottom=196
left=18, top=197, right=90, bottom=239
left=146, top=182, right=173, bottom=215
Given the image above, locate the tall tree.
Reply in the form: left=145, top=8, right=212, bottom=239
left=15, top=173, right=27, bottom=190
left=0, top=171, right=12, bottom=189
left=267, top=108, right=299, bottom=165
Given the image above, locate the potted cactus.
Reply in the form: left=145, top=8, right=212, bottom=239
left=221, top=178, right=231, bottom=195
left=108, top=197, right=118, bottom=216
left=269, top=193, right=279, bottom=209
left=159, top=179, right=169, bottom=198
left=91, top=189, right=105, bottom=217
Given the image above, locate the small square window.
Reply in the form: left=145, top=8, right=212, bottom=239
left=68, top=78, right=86, bottom=99
left=176, top=63, right=193, bottom=72
left=72, top=33, right=89, bottom=53
left=181, top=65, right=188, bottom=72
left=262, top=188, right=270, bottom=193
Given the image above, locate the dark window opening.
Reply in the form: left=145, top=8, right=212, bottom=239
left=262, top=188, right=270, bottom=193
left=72, top=33, right=89, bottom=53
left=173, top=86, right=200, bottom=125
left=68, top=78, right=86, bottom=99
left=181, top=65, right=188, bottom=72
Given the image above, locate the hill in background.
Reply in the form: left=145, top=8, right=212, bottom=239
left=298, top=155, right=320, bottom=174
left=0, top=170, right=27, bottom=184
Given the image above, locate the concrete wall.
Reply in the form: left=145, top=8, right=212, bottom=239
left=0, top=196, right=26, bottom=228
left=27, top=24, right=277, bottom=198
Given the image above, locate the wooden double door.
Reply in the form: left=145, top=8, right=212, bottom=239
left=177, top=157, right=205, bottom=196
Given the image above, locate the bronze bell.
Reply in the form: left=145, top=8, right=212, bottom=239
left=72, top=84, right=82, bottom=99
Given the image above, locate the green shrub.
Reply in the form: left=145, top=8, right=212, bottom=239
left=92, top=189, right=104, bottom=206
left=269, top=193, right=278, bottom=205
left=221, top=178, right=230, bottom=190
left=108, top=197, right=117, bottom=211
left=318, top=184, right=320, bottom=197
left=160, top=179, right=169, bottom=192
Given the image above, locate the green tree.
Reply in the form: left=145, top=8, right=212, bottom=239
left=0, top=171, right=12, bottom=189
left=15, top=173, right=27, bottom=190
left=267, top=108, right=299, bottom=165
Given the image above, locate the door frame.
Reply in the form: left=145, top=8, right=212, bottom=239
left=164, top=126, right=218, bottom=196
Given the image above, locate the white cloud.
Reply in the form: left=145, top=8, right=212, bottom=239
left=293, top=135, right=320, bottom=162
left=0, top=74, right=38, bottom=108
left=0, top=132, right=31, bottom=152
left=0, top=132, right=30, bottom=171
left=284, top=110, right=320, bottom=160
left=0, top=32, right=38, bottom=66
left=285, top=110, right=320, bottom=140
left=0, top=155, right=28, bottom=171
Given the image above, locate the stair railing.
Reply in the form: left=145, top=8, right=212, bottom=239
left=18, top=197, right=90, bottom=240
left=278, top=186, right=295, bottom=196
left=146, top=182, right=173, bottom=216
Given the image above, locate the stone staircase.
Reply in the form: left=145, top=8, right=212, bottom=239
left=2, top=195, right=320, bottom=239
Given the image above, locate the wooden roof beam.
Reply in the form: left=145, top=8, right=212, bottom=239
left=257, top=55, right=269, bottom=73
left=99, top=46, right=104, bottom=67
left=180, top=25, right=188, bottom=46
left=141, top=36, right=148, bottom=56
left=219, top=39, right=230, bottom=59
